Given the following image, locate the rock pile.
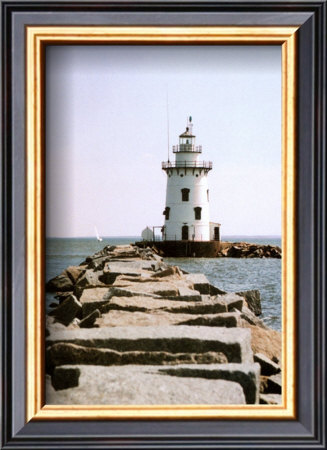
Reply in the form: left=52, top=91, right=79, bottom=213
left=45, top=244, right=282, bottom=405
left=218, top=242, right=281, bottom=258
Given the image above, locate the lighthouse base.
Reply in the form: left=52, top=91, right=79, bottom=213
left=135, top=240, right=221, bottom=258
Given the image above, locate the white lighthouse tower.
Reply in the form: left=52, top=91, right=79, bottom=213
left=162, top=117, right=213, bottom=241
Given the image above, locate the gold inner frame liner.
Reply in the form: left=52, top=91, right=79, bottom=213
left=26, top=26, right=297, bottom=421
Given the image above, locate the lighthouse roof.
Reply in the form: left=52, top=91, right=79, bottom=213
left=179, top=127, right=195, bottom=138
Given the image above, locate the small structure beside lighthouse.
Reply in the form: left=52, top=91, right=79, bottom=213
left=139, top=117, right=220, bottom=257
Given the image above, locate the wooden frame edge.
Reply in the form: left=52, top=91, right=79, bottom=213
left=25, top=25, right=298, bottom=422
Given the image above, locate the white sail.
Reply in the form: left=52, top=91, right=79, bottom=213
left=94, top=225, right=103, bottom=242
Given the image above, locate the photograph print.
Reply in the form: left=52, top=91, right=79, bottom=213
left=45, top=44, right=282, bottom=406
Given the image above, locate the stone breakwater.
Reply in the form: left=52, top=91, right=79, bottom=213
left=45, top=244, right=282, bottom=405
left=218, top=242, right=282, bottom=258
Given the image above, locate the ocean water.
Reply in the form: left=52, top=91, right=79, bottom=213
left=46, top=236, right=281, bottom=331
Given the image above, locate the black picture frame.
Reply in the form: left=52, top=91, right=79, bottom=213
left=1, top=1, right=326, bottom=448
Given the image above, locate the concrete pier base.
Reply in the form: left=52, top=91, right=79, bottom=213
left=135, top=240, right=221, bottom=257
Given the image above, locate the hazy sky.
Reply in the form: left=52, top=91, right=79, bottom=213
left=46, top=45, right=281, bottom=238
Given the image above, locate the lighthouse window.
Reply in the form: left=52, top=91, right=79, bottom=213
left=194, top=207, right=202, bottom=220
left=181, top=188, right=190, bottom=202
left=207, top=189, right=209, bottom=201
left=163, top=207, right=170, bottom=220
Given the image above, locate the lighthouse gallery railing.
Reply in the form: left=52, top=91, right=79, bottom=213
left=162, top=161, right=212, bottom=169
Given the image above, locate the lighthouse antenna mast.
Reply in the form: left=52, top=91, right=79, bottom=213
left=166, top=91, right=170, bottom=163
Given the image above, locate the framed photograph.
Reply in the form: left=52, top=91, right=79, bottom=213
left=1, top=1, right=326, bottom=449
left=41, top=30, right=290, bottom=415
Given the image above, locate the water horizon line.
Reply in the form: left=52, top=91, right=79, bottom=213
left=46, top=234, right=282, bottom=240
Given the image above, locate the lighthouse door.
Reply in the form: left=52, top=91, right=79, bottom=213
left=182, top=225, right=189, bottom=240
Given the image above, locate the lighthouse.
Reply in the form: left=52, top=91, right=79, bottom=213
left=162, top=117, right=217, bottom=242
left=138, top=116, right=220, bottom=256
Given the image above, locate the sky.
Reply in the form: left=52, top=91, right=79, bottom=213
left=46, top=45, right=281, bottom=238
